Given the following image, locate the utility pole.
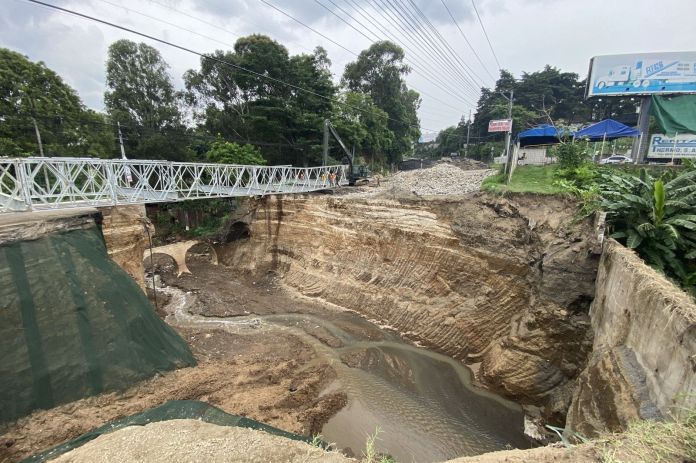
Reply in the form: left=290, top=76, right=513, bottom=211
left=502, top=90, right=514, bottom=176
left=27, top=96, right=44, bottom=156
left=322, top=119, right=329, bottom=167
left=631, top=96, right=651, bottom=163
left=117, top=121, right=127, bottom=160
left=465, top=110, right=472, bottom=158
left=117, top=122, right=133, bottom=184
left=31, top=116, right=44, bottom=157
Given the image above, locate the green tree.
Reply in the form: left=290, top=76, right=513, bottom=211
left=0, top=48, right=114, bottom=157
left=330, top=91, right=393, bottom=169
left=205, top=140, right=266, bottom=165
left=343, top=41, right=421, bottom=165
left=185, top=37, right=336, bottom=166
left=105, top=40, right=188, bottom=160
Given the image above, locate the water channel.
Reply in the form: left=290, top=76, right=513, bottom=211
left=164, top=286, right=528, bottom=463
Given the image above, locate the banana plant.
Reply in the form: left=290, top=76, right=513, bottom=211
left=599, top=167, right=696, bottom=293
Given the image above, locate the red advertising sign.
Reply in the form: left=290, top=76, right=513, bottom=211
left=488, top=119, right=512, bottom=133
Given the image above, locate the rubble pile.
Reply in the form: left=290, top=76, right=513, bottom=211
left=393, top=163, right=494, bottom=196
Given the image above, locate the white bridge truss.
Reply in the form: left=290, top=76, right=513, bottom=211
left=0, top=157, right=348, bottom=213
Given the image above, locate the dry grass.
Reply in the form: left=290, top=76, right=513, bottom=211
left=595, top=409, right=696, bottom=463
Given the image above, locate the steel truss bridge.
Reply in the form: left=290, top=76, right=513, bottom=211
left=0, top=157, right=348, bottom=213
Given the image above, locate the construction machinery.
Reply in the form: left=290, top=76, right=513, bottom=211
left=323, top=119, right=371, bottom=186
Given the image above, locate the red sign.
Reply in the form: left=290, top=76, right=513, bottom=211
left=488, top=119, right=512, bottom=133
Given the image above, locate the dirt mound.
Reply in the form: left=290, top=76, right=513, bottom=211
left=51, top=419, right=353, bottom=463
left=0, top=325, right=344, bottom=463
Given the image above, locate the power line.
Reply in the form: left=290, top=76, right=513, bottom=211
left=370, top=0, right=481, bottom=97
left=404, top=0, right=491, bottom=85
left=311, top=0, right=476, bottom=110
left=260, top=0, right=475, bottom=111
left=469, top=0, right=502, bottom=71
left=100, top=0, right=473, bottom=120
left=258, top=0, right=357, bottom=56
left=391, top=0, right=487, bottom=90
left=336, top=0, right=478, bottom=108
left=145, top=0, right=317, bottom=55
left=105, top=0, right=471, bottom=117
left=436, top=0, right=496, bottom=82
left=22, top=0, right=441, bottom=134
left=2, top=112, right=316, bottom=148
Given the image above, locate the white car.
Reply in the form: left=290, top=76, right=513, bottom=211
left=600, top=155, right=634, bottom=165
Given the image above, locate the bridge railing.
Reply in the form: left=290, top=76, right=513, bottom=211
left=0, top=157, right=349, bottom=213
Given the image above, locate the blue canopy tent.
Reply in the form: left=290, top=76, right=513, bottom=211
left=573, top=119, right=640, bottom=141
left=517, top=124, right=567, bottom=147
left=573, top=119, right=640, bottom=159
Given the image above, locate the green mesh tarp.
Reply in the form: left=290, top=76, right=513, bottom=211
left=652, top=94, right=696, bottom=135
left=0, top=224, right=195, bottom=424
left=21, top=400, right=313, bottom=463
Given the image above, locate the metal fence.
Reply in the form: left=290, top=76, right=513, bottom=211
left=0, top=157, right=348, bottom=213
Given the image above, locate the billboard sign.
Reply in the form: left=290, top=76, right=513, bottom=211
left=587, top=52, right=696, bottom=97
left=647, top=133, right=696, bottom=159
left=488, top=119, right=512, bottom=133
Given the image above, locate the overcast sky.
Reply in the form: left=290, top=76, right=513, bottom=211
left=2, top=0, right=695, bottom=138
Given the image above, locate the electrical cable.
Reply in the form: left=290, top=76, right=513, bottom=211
left=259, top=0, right=475, bottom=110
left=405, top=0, right=491, bottom=85
left=22, top=0, right=440, bottom=134
left=370, top=0, right=481, bottom=97
left=470, top=0, right=502, bottom=71
left=312, top=0, right=477, bottom=110
left=340, top=0, right=479, bottom=113
left=437, top=0, right=497, bottom=82
left=388, top=0, right=486, bottom=90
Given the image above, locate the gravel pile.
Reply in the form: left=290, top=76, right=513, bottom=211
left=392, top=163, right=494, bottom=196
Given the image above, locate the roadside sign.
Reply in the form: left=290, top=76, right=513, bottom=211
left=647, top=133, right=696, bottom=159
left=587, top=51, right=696, bottom=97
left=488, top=119, right=512, bottom=133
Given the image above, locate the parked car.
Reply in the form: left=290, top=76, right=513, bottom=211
left=599, top=155, right=634, bottom=165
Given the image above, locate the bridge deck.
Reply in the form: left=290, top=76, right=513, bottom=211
left=0, top=158, right=348, bottom=213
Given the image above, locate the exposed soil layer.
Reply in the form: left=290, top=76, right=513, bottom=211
left=220, top=192, right=601, bottom=423
left=0, top=259, right=345, bottom=463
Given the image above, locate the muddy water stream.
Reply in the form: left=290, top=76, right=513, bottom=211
left=163, top=286, right=527, bottom=463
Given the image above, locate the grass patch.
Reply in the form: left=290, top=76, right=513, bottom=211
left=482, top=164, right=564, bottom=195
left=595, top=409, right=696, bottom=463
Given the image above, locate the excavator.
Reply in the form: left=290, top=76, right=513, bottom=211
left=323, top=119, right=370, bottom=186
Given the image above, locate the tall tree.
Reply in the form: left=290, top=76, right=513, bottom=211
left=330, top=91, right=393, bottom=168
left=343, top=41, right=421, bottom=165
left=105, top=40, right=189, bottom=160
left=185, top=36, right=336, bottom=165
left=0, top=48, right=113, bottom=157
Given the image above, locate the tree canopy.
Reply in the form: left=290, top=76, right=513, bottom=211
left=0, top=48, right=113, bottom=157
left=343, top=41, right=420, bottom=166
left=2, top=37, right=635, bottom=167
left=105, top=39, right=189, bottom=161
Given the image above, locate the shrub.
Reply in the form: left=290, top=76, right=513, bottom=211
left=600, top=168, right=696, bottom=293
left=550, top=141, right=591, bottom=169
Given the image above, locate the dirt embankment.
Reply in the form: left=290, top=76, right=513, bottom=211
left=50, top=420, right=353, bottom=463
left=220, top=193, right=601, bottom=423
left=0, top=261, right=346, bottom=463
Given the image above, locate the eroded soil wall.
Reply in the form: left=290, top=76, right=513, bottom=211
left=566, top=240, right=696, bottom=437
left=222, top=193, right=601, bottom=420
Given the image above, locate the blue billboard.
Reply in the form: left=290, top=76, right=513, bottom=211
left=587, top=52, right=696, bottom=97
